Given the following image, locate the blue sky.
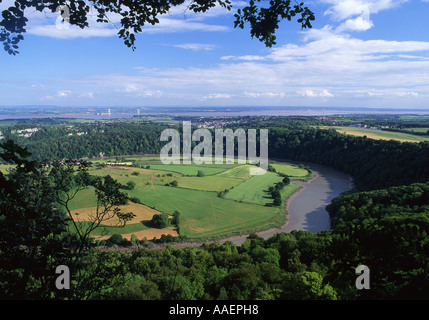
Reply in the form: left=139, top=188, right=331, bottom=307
left=1, top=0, right=429, bottom=110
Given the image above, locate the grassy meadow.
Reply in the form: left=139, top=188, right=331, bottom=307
left=2, top=154, right=312, bottom=241
left=321, top=126, right=429, bottom=143
left=73, top=156, right=313, bottom=240
left=225, top=172, right=284, bottom=205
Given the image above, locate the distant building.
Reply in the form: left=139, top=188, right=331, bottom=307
left=10, top=127, right=39, bottom=138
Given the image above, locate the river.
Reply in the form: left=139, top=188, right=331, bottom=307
left=223, top=161, right=354, bottom=246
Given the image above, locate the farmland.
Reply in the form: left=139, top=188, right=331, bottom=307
left=69, top=156, right=312, bottom=241
left=321, top=126, right=429, bottom=143
left=225, top=172, right=284, bottom=205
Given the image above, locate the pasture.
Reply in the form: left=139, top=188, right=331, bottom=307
left=225, top=172, right=283, bottom=205
left=129, top=184, right=285, bottom=239
left=271, top=163, right=309, bottom=177
left=322, top=126, right=429, bottom=143
left=4, top=154, right=312, bottom=241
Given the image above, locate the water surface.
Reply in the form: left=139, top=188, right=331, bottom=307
left=279, top=162, right=353, bottom=234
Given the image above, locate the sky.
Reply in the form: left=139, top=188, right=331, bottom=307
left=1, top=0, right=429, bottom=110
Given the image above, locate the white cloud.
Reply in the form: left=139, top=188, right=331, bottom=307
left=79, top=92, right=94, bottom=99
left=321, top=0, right=408, bottom=33
left=320, top=89, right=335, bottom=97
left=123, top=84, right=140, bottom=93
left=58, top=27, right=429, bottom=107
left=337, top=16, right=374, bottom=32
left=173, top=43, right=216, bottom=51
left=140, top=16, right=228, bottom=34
left=221, top=55, right=267, bottom=61
left=396, top=91, right=419, bottom=97
left=115, top=82, right=164, bottom=97
left=301, top=89, right=334, bottom=97
left=244, top=91, right=286, bottom=98
left=322, top=0, right=407, bottom=21
left=136, top=90, right=164, bottom=98
left=270, top=26, right=429, bottom=61
left=201, top=93, right=234, bottom=100
left=57, top=90, right=71, bottom=97
left=28, top=24, right=117, bottom=39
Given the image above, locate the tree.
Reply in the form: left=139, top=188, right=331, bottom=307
left=281, top=271, right=338, bottom=300
left=151, top=213, right=170, bottom=229
left=51, top=163, right=135, bottom=255
left=1, top=0, right=314, bottom=55
left=197, top=170, right=205, bottom=177
left=0, top=140, right=136, bottom=298
left=0, top=140, right=70, bottom=299
left=126, top=180, right=136, bottom=190
left=283, top=176, right=291, bottom=185
left=273, top=196, right=282, bottom=206
left=172, top=210, right=181, bottom=226
left=107, top=234, right=124, bottom=246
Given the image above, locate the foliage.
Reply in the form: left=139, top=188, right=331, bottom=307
left=1, top=0, right=314, bottom=55
left=234, top=0, right=315, bottom=47
left=150, top=213, right=171, bottom=229
left=0, top=140, right=70, bottom=299
left=267, top=126, right=429, bottom=190
left=126, top=180, right=136, bottom=190
left=197, top=170, right=205, bottom=177
left=0, top=122, right=167, bottom=161
left=217, top=188, right=230, bottom=198
left=169, top=180, right=178, bottom=187
left=0, top=140, right=135, bottom=299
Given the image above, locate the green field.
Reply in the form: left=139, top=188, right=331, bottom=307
left=402, top=127, right=429, bottom=134
left=225, top=172, right=283, bottom=205
left=176, top=175, right=244, bottom=192
left=271, top=163, right=309, bottom=177
left=79, top=158, right=313, bottom=239
left=147, top=164, right=228, bottom=176
left=128, top=184, right=284, bottom=238
left=217, top=164, right=254, bottom=179
left=322, top=126, right=429, bottom=143
left=2, top=155, right=310, bottom=240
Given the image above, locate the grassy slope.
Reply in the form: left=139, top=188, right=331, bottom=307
left=322, top=126, right=429, bottom=143
left=147, top=164, right=228, bottom=176
left=271, top=164, right=308, bottom=177
left=129, top=184, right=283, bottom=239
left=58, top=160, right=311, bottom=239
left=225, top=172, right=283, bottom=205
